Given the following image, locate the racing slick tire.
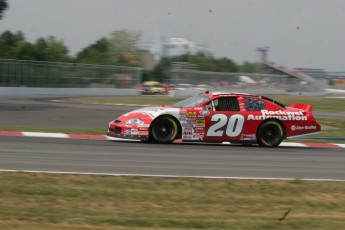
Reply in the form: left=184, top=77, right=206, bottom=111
left=150, top=116, right=178, bottom=143
left=257, top=120, right=284, bottom=147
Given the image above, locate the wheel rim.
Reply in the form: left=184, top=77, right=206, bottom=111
left=155, top=123, right=173, bottom=138
left=262, top=124, right=281, bottom=145
left=152, top=117, right=177, bottom=142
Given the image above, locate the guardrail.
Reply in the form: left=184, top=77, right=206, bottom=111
left=0, top=87, right=140, bottom=97
left=0, top=59, right=327, bottom=97
left=0, top=59, right=142, bottom=88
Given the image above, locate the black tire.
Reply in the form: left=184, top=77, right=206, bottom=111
left=150, top=116, right=178, bottom=143
left=257, top=120, right=284, bottom=147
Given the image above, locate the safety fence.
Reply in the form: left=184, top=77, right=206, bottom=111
left=0, top=59, right=142, bottom=88
left=0, top=59, right=327, bottom=92
left=168, top=68, right=327, bottom=92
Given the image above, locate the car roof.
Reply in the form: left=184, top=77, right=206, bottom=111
left=200, top=91, right=286, bottom=108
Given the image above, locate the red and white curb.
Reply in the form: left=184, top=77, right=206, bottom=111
left=0, top=130, right=112, bottom=140
left=0, top=130, right=344, bottom=148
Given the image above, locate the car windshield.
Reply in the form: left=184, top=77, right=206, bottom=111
left=173, top=95, right=211, bottom=108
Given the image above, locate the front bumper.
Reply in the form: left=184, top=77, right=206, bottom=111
left=106, top=131, right=149, bottom=141
left=107, top=124, right=150, bottom=141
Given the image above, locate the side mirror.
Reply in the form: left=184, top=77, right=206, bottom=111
left=204, top=104, right=213, bottom=111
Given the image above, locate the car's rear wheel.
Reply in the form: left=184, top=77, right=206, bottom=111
left=150, top=116, right=178, bottom=143
left=257, top=120, right=284, bottom=147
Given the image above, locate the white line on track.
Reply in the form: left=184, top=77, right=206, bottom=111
left=279, top=142, right=308, bottom=147
left=1, top=169, right=345, bottom=182
left=22, top=132, right=69, bottom=138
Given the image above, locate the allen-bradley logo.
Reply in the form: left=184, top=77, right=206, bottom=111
left=291, top=125, right=317, bottom=131
left=247, top=110, right=307, bottom=121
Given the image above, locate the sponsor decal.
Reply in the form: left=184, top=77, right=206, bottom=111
left=187, top=111, right=197, bottom=117
left=291, top=125, right=317, bottom=131
left=182, top=135, right=193, bottom=139
left=182, top=123, right=194, bottom=127
left=124, top=129, right=131, bottom=135
left=179, top=116, right=187, bottom=121
left=183, top=131, right=193, bottom=135
left=240, top=134, right=256, bottom=141
left=138, top=127, right=149, bottom=131
left=131, top=129, right=138, bottom=135
left=261, top=110, right=303, bottom=116
left=138, top=131, right=149, bottom=135
left=193, top=135, right=203, bottom=139
left=193, top=131, right=204, bottom=138
left=196, top=119, right=205, bottom=124
left=200, top=110, right=210, bottom=116
left=247, top=110, right=307, bottom=121
left=194, top=131, right=204, bottom=135
left=138, top=124, right=150, bottom=128
left=193, top=123, right=205, bottom=128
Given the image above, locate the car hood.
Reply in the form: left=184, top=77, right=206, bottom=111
left=119, top=106, right=181, bottom=121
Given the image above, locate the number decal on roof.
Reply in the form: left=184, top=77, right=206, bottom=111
left=206, top=114, right=245, bottom=137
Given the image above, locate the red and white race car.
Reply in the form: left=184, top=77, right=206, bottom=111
left=107, top=91, right=321, bottom=147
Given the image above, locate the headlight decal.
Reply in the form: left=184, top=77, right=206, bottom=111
left=123, top=118, right=145, bottom=126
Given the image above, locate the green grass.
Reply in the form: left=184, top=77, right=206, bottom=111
left=262, top=95, right=345, bottom=113
left=317, top=118, right=345, bottom=128
left=74, top=97, right=183, bottom=106
left=0, top=172, right=344, bottom=230
left=310, top=118, right=345, bottom=139
left=313, top=118, right=345, bottom=139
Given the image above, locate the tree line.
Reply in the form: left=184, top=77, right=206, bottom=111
left=0, top=30, right=143, bottom=65
left=0, top=30, right=264, bottom=81
left=0, top=0, right=264, bottom=83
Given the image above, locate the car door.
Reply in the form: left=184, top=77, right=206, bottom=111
left=203, top=96, right=245, bottom=142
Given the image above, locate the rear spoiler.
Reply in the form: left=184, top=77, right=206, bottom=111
left=288, top=104, right=313, bottom=112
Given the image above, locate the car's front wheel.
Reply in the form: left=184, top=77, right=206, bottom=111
left=150, top=116, right=178, bottom=143
left=257, top=120, right=284, bottom=147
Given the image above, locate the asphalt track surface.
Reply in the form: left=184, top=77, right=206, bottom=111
left=0, top=96, right=344, bottom=180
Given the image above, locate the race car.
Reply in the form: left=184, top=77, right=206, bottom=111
left=107, top=91, right=321, bottom=147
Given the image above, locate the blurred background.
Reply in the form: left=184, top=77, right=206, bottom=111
left=0, top=0, right=344, bottom=96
